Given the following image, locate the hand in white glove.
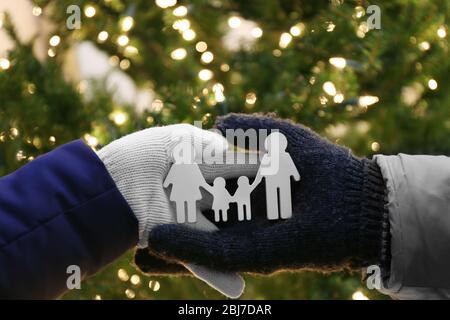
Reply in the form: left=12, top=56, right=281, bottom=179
left=97, top=124, right=257, bottom=247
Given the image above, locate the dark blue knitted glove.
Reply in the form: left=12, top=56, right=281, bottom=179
left=133, top=248, right=189, bottom=275
left=146, top=114, right=389, bottom=274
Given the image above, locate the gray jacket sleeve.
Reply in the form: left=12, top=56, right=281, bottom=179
left=374, top=154, right=450, bottom=299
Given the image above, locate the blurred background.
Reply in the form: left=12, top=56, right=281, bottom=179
left=0, top=0, right=449, bottom=300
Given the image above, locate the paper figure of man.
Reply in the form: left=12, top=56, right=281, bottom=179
left=253, top=132, right=300, bottom=220
left=233, top=176, right=259, bottom=221
left=164, top=141, right=209, bottom=223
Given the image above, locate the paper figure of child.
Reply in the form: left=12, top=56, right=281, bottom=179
left=253, top=132, right=300, bottom=220
left=233, top=176, right=259, bottom=221
left=203, top=177, right=233, bottom=222
left=163, top=141, right=210, bottom=223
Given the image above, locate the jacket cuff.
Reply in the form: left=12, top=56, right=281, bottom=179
left=69, top=140, right=140, bottom=265
left=374, top=154, right=450, bottom=299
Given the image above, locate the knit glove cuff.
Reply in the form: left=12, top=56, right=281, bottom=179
left=345, top=156, right=389, bottom=269
left=97, top=128, right=173, bottom=247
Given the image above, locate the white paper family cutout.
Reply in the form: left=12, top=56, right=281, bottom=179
left=164, top=132, right=300, bottom=223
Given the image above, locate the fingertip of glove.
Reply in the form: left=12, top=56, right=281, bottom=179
left=148, top=224, right=179, bottom=245
left=216, top=113, right=305, bottom=136
left=214, top=112, right=277, bottom=133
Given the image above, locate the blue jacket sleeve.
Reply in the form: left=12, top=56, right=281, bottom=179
left=0, top=140, right=139, bottom=299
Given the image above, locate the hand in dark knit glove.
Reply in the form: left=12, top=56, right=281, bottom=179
left=146, top=114, right=390, bottom=275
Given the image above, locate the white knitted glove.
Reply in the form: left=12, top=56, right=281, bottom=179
left=97, top=124, right=258, bottom=248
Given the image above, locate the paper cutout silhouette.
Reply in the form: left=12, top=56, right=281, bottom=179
left=233, top=176, right=258, bottom=221
left=164, top=132, right=300, bottom=223
left=204, top=177, right=233, bottom=222
left=164, top=141, right=210, bottom=223
left=254, top=132, right=300, bottom=220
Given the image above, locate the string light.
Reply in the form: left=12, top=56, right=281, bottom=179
left=354, top=6, right=365, bottom=18
left=94, top=295, right=102, bottom=300
left=220, top=63, right=230, bottom=72
left=356, top=121, right=371, bottom=134
left=119, top=59, right=131, bottom=70
left=125, top=289, right=135, bottom=299
left=279, top=33, right=292, bottom=48
left=201, top=51, right=214, bottom=64
left=117, top=269, right=129, bottom=281
left=117, top=35, right=129, bottom=46
left=84, top=134, right=98, bottom=147
left=170, top=48, right=187, bottom=60
left=245, top=92, right=257, bottom=105
left=32, top=6, right=42, bottom=17
left=325, top=123, right=348, bottom=139
left=121, top=16, right=134, bottom=32
left=290, top=26, right=301, bottom=37
left=334, top=93, right=344, bottom=103
left=10, top=128, right=19, bottom=137
left=49, top=35, right=61, bottom=47
left=292, top=23, right=305, bottom=37
left=319, top=95, right=328, bottom=105
left=124, top=46, right=139, bottom=56
left=151, top=99, right=164, bottom=112
left=47, top=48, right=56, bottom=57
left=148, top=280, right=161, bottom=291
left=155, top=0, right=177, bottom=9
left=371, top=142, right=380, bottom=152
left=329, top=57, right=347, bottom=69
left=326, top=21, right=336, bottom=32
left=109, top=55, right=120, bottom=67
left=84, top=5, right=96, bottom=18
left=97, top=31, right=109, bottom=42
left=147, top=116, right=155, bottom=125
left=182, top=29, right=196, bottom=41
left=130, top=274, right=141, bottom=285
left=273, top=49, right=282, bottom=57
left=173, top=19, right=190, bottom=31
left=27, top=83, right=36, bottom=94
left=323, top=81, right=337, bottom=96
left=357, top=22, right=369, bottom=38
left=358, top=95, right=379, bottom=107
left=195, top=41, right=207, bottom=52
left=0, top=58, right=10, bottom=70
left=173, top=6, right=187, bottom=17
left=352, top=290, right=369, bottom=300
left=198, top=69, right=213, bottom=81
left=437, top=26, right=447, bottom=38
left=228, top=16, right=241, bottom=29
left=428, top=79, right=438, bottom=90
left=33, top=136, right=42, bottom=148
left=418, top=41, right=430, bottom=51
left=16, top=150, right=26, bottom=161
left=251, top=27, right=263, bottom=38
left=213, top=83, right=225, bottom=102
